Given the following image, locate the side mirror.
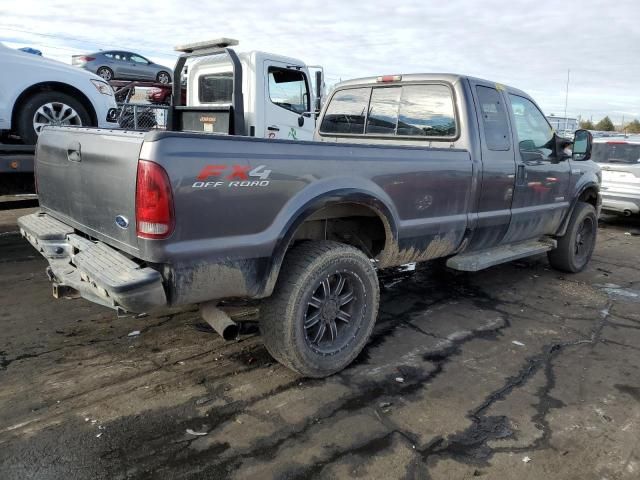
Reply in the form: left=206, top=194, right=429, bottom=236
left=572, top=129, right=593, bottom=161
left=298, top=115, right=304, bottom=127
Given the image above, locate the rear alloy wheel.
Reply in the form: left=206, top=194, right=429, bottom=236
left=16, top=91, right=92, bottom=145
left=156, top=71, right=171, bottom=84
left=548, top=202, right=597, bottom=272
left=97, top=67, right=113, bottom=81
left=260, top=241, right=379, bottom=377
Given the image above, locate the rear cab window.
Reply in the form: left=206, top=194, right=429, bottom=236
left=320, top=83, right=457, bottom=139
left=199, top=72, right=233, bottom=103
left=320, top=88, right=371, bottom=134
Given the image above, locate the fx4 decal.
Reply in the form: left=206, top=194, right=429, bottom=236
left=192, top=165, right=272, bottom=188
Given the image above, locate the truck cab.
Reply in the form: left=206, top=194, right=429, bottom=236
left=175, top=38, right=323, bottom=141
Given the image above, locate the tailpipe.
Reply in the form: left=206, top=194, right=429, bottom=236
left=623, top=209, right=632, bottom=217
left=200, top=302, right=239, bottom=340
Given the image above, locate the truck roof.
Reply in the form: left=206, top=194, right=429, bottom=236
left=191, top=50, right=308, bottom=69
left=334, top=73, right=530, bottom=98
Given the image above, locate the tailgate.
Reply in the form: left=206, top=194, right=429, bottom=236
left=36, top=127, right=146, bottom=252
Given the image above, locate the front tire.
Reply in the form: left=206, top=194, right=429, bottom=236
left=548, top=202, right=597, bottom=272
left=16, top=91, right=92, bottom=145
left=260, top=241, right=380, bottom=377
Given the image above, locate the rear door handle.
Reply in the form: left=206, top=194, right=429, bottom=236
left=67, top=141, right=81, bottom=162
left=267, top=125, right=280, bottom=132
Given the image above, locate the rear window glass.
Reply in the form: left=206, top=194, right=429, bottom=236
left=199, top=72, right=233, bottom=103
left=592, top=142, right=640, bottom=164
left=321, top=84, right=456, bottom=138
left=397, top=85, right=456, bottom=137
left=476, top=86, right=511, bottom=151
left=366, top=87, right=401, bottom=135
left=320, top=88, right=371, bottom=134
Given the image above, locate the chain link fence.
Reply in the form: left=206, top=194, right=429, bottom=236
left=116, top=103, right=168, bottom=131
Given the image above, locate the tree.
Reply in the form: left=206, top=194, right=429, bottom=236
left=579, top=119, right=594, bottom=130
left=625, top=119, right=640, bottom=134
left=595, top=116, right=615, bottom=131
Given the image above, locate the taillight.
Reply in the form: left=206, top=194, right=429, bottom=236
left=80, top=56, right=96, bottom=62
left=135, top=160, right=174, bottom=239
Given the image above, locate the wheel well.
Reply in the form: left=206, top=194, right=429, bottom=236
left=289, top=203, right=389, bottom=259
left=11, top=82, right=98, bottom=130
left=578, top=187, right=599, bottom=208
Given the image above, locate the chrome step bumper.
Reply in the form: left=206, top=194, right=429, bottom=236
left=18, top=212, right=166, bottom=313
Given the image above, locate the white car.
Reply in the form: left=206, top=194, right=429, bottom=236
left=592, top=136, right=640, bottom=216
left=0, top=43, right=119, bottom=144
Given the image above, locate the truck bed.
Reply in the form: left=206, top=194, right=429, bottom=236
left=34, top=126, right=474, bottom=306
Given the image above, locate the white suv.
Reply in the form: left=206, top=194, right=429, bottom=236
left=0, top=43, right=119, bottom=144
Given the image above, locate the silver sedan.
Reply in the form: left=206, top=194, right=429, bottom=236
left=72, top=51, right=172, bottom=84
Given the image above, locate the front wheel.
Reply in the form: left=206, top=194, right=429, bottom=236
left=547, top=202, right=597, bottom=272
left=16, top=91, right=92, bottom=145
left=260, top=241, right=380, bottom=377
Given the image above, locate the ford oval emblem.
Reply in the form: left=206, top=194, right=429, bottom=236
left=115, top=215, right=129, bottom=229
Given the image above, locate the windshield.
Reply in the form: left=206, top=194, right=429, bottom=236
left=591, top=142, right=640, bottom=164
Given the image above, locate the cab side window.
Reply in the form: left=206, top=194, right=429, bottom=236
left=131, top=54, right=148, bottom=64
left=476, top=86, right=511, bottom=151
left=509, top=94, right=553, bottom=157
left=320, top=88, right=371, bottom=134
left=268, top=67, right=309, bottom=114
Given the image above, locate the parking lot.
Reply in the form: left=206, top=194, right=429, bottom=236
left=0, top=209, right=638, bottom=479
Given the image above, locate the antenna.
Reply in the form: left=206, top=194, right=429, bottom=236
left=563, top=69, right=570, bottom=133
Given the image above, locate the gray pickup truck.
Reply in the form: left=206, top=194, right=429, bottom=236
left=19, top=73, right=601, bottom=377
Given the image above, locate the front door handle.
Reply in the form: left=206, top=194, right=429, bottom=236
left=267, top=125, right=280, bottom=132
left=516, top=164, right=526, bottom=185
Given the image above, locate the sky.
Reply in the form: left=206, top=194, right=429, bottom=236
left=2, top=0, right=639, bottom=123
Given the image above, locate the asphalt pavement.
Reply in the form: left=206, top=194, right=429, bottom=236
left=0, top=212, right=639, bottom=479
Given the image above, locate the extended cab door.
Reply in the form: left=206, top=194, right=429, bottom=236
left=466, top=82, right=517, bottom=250
left=503, top=94, right=571, bottom=243
left=263, top=61, right=315, bottom=141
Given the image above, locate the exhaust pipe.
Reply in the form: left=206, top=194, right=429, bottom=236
left=623, top=210, right=632, bottom=217
left=200, top=302, right=239, bottom=340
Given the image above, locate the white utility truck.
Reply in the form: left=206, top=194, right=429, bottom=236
left=172, top=38, right=324, bottom=141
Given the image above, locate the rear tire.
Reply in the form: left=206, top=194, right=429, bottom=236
left=547, top=202, right=597, bottom=272
left=97, top=67, right=114, bottom=81
left=260, top=241, right=379, bottom=377
left=156, top=71, right=171, bottom=84
left=16, top=91, right=92, bottom=145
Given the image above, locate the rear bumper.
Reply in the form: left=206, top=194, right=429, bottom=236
left=18, top=212, right=167, bottom=313
left=601, top=190, right=640, bottom=215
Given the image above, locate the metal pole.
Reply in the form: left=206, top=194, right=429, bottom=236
left=563, top=69, right=570, bottom=133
